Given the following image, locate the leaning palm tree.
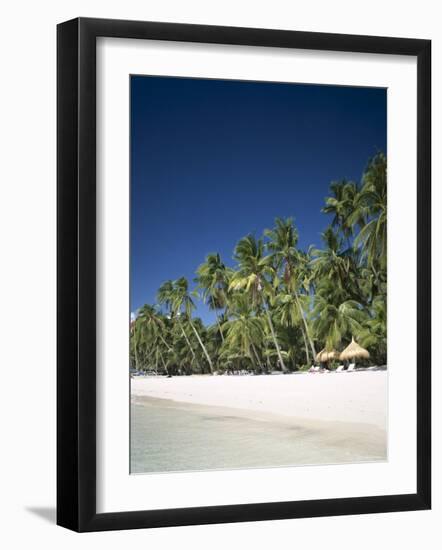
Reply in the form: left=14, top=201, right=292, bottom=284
left=229, top=234, right=288, bottom=372
left=171, top=277, right=214, bottom=373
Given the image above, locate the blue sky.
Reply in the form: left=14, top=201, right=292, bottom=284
left=130, top=76, right=386, bottom=324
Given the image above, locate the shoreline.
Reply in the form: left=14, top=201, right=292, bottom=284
left=131, top=371, right=387, bottom=430
left=131, top=394, right=387, bottom=473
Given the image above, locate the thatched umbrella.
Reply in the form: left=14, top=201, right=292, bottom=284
left=339, top=337, right=369, bottom=366
left=315, top=348, right=339, bottom=367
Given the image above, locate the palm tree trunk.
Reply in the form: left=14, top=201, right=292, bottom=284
left=265, top=309, right=288, bottom=372
left=134, top=341, right=140, bottom=371
left=212, top=297, right=225, bottom=342
left=189, top=320, right=214, bottom=374
left=158, top=332, right=173, bottom=352
left=300, top=325, right=310, bottom=365
left=158, top=349, right=168, bottom=375
left=132, top=328, right=141, bottom=370
left=247, top=345, right=257, bottom=370
left=251, top=342, right=261, bottom=368
left=294, top=291, right=316, bottom=360
left=266, top=352, right=271, bottom=373
left=178, top=318, right=198, bottom=369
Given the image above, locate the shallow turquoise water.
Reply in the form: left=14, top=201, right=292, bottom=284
left=130, top=396, right=386, bottom=474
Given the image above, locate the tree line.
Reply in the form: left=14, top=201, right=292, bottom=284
left=131, top=152, right=387, bottom=374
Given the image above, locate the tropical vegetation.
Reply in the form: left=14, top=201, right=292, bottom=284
left=130, top=152, right=387, bottom=374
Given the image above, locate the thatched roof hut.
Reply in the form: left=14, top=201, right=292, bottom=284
left=339, top=337, right=369, bottom=361
left=316, top=348, right=339, bottom=363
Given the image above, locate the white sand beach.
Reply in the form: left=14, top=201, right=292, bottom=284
left=131, top=371, right=387, bottom=430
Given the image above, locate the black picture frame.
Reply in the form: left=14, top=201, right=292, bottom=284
left=57, top=17, right=431, bottom=532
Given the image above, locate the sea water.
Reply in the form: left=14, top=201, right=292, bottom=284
left=130, top=396, right=386, bottom=474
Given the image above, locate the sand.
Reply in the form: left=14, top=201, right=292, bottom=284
left=131, top=371, right=387, bottom=430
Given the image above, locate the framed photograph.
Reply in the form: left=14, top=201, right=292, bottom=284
left=57, top=17, right=431, bottom=532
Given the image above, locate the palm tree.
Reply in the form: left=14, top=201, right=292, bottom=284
left=130, top=316, right=144, bottom=371
left=275, top=291, right=310, bottom=365
left=169, top=318, right=197, bottom=374
left=229, top=235, right=288, bottom=372
left=157, top=280, right=199, bottom=370
left=265, top=217, right=316, bottom=361
left=310, top=226, right=360, bottom=299
left=322, top=179, right=366, bottom=247
left=195, top=253, right=229, bottom=342
left=171, top=277, right=214, bottom=373
left=274, top=323, right=304, bottom=370
left=359, top=295, right=387, bottom=365
left=137, top=304, right=172, bottom=352
left=311, top=289, right=367, bottom=351
left=354, top=152, right=387, bottom=272
left=222, top=294, right=265, bottom=370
